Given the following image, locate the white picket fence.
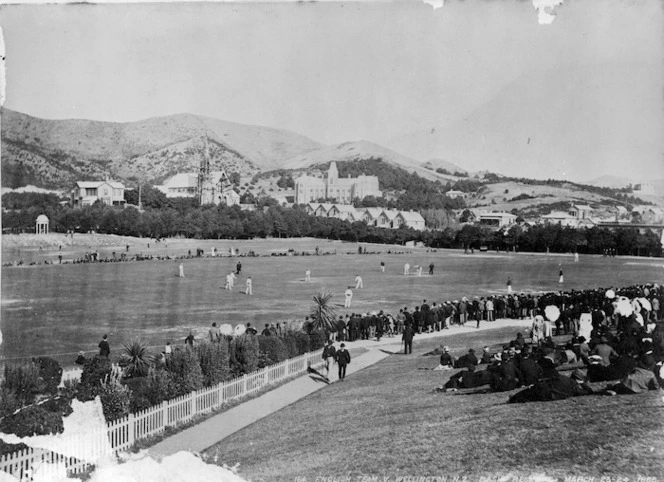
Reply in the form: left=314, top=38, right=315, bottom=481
left=0, top=349, right=324, bottom=481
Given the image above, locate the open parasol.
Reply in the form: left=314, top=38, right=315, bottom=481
left=544, top=305, right=560, bottom=322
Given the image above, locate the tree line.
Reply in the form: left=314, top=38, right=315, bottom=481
left=2, top=192, right=661, bottom=257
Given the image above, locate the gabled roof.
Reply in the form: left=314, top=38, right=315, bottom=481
left=163, top=174, right=198, bottom=189
left=333, top=204, right=358, bottom=214
left=75, top=180, right=125, bottom=189
left=381, top=209, right=399, bottom=220
left=542, top=211, right=575, bottom=219
left=478, top=212, right=516, bottom=219
left=571, top=204, right=592, bottom=210
left=363, top=207, right=383, bottom=219
left=314, top=203, right=335, bottom=212
left=397, top=211, right=425, bottom=222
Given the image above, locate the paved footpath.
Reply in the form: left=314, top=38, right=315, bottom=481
left=148, top=318, right=532, bottom=457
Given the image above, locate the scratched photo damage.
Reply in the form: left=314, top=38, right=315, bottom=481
left=0, top=0, right=663, bottom=480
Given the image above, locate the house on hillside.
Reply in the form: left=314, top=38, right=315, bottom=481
left=568, top=204, right=593, bottom=220
left=362, top=207, right=383, bottom=226
left=314, top=203, right=335, bottom=217
left=633, top=183, right=655, bottom=195
left=445, top=190, right=466, bottom=199
left=294, top=162, right=381, bottom=204
left=632, top=206, right=664, bottom=224
left=541, top=211, right=577, bottom=227
left=478, top=212, right=517, bottom=228
left=328, top=204, right=361, bottom=222
left=379, top=209, right=399, bottom=228
left=395, top=211, right=426, bottom=230
left=71, top=180, right=126, bottom=207
left=156, top=173, right=198, bottom=198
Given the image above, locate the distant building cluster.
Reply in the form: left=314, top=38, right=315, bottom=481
left=464, top=203, right=664, bottom=230
left=306, top=203, right=426, bottom=231
left=295, top=162, right=381, bottom=204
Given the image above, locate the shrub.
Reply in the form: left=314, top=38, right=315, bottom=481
left=0, top=388, right=20, bottom=419
left=291, top=331, right=311, bottom=355
left=280, top=333, right=300, bottom=358
left=196, top=342, right=231, bottom=387
left=78, top=356, right=113, bottom=401
left=0, top=405, right=64, bottom=437
left=165, top=348, right=204, bottom=396
left=125, top=367, right=179, bottom=412
left=39, top=396, right=73, bottom=418
left=309, top=330, right=326, bottom=351
left=99, top=374, right=132, bottom=422
left=32, top=357, right=63, bottom=396
left=120, top=339, right=153, bottom=379
left=257, top=336, right=289, bottom=367
left=230, top=334, right=260, bottom=375
left=2, top=361, right=40, bottom=406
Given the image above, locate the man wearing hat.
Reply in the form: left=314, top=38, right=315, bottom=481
left=440, top=346, right=454, bottom=368
left=335, top=343, right=351, bottom=381
left=402, top=323, right=415, bottom=355
left=322, top=340, right=337, bottom=377
left=455, top=348, right=478, bottom=369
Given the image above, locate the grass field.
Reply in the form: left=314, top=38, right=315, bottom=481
left=1, top=235, right=663, bottom=366
left=204, top=328, right=664, bottom=481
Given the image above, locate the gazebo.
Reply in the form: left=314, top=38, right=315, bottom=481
left=35, top=214, right=49, bottom=235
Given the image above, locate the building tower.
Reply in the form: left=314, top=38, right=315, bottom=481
left=198, top=136, right=215, bottom=205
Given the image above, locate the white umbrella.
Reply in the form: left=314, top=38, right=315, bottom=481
left=614, top=297, right=633, bottom=317
left=635, top=313, right=644, bottom=326
left=219, top=323, right=233, bottom=335
left=638, top=298, right=652, bottom=311
left=605, top=289, right=616, bottom=299
left=234, top=324, right=246, bottom=336
left=544, top=305, right=560, bottom=322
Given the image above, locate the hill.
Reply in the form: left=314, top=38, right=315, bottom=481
left=0, top=109, right=323, bottom=189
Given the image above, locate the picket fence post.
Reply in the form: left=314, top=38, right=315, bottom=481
left=161, top=400, right=168, bottom=428
left=128, top=413, right=135, bottom=447
left=190, top=390, right=196, bottom=419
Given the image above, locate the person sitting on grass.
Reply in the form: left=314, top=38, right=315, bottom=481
left=442, top=364, right=492, bottom=391
left=491, top=352, right=522, bottom=392
left=440, top=346, right=455, bottom=369
left=454, top=349, right=478, bottom=369
left=517, top=346, right=543, bottom=386
left=480, top=346, right=493, bottom=364
left=508, top=358, right=592, bottom=403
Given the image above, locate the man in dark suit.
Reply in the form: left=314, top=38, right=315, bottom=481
left=322, top=340, right=336, bottom=377
left=455, top=349, right=478, bottom=368
left=335, top=343, right=351, bottom=381
left=403, top=325, right=415, bottom=355
left=98, top=334, right=110, bottom=358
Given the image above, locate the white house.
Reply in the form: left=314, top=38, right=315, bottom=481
left=445, top=190, right=466, bottom=199
left=395, top=211, right=426, bottom=230
left=541, top=211, right=577, bottom=227
left=478, top=212, right=517, bottom=228
left=72, top=180, right=126, bottom=207
left=569, top=204, right=593, bottom=220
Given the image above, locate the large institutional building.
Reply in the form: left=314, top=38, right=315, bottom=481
left=295, top=162, right=381, bottom=204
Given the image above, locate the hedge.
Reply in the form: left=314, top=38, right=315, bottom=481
left=33, top=357, right=63, bottom=396
left=196, top=342, right=232, bottom=387
left=0, top=405, right=64, bottom=438
left=2, top=362, right=40, bottom=406
left=257, top=336, right=289, bottom=367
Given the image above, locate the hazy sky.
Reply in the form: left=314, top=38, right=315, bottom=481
left=1, top=0, right=662, bottom=181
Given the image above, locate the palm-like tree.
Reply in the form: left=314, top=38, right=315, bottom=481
left=309, top=290, right=337, bottom=334
left=120, top=339, right=153, bottom=378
